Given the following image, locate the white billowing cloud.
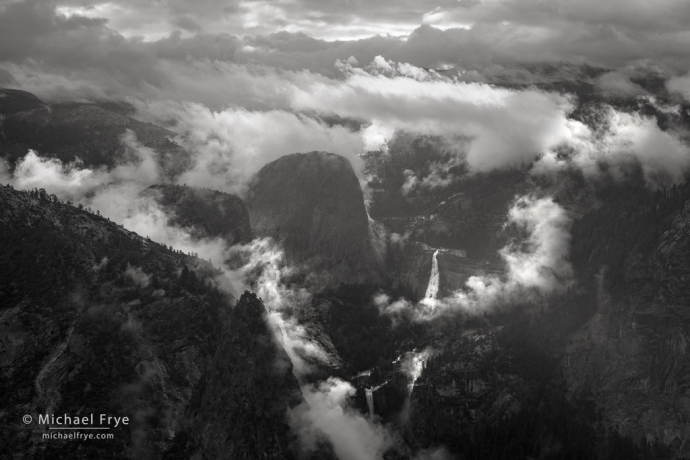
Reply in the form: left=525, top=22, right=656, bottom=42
left=361, top=121, right=395, bottom=153
left=7, top=150, right=97, bottom=196
left=379, top=195, right=573, bottom=320
left=4, top=56, right=330, bottom=110
left=291, top=57, right=577, bottom=172
left=7, top=55, right=690, bottom=195
left=440, top=195, right=572, bottom=313
left=225, top=238, right=398, bottom=460
left=402, top=161, right=456, bottom=195
left=0, top=135, right=237, bottom=272
left=500, top=195, right=573, bottom=291
left=595, top=71, right=647, bottom=96
left=134, top=100, right=366, bottom=194
left=666, top=73, right=690, bottom=101
left=401, top=169, right=418, bottom=196
left=106, top=188, right=233, bottom=266
left=290, top=378, right=393, bottom=460
left=534, top=108, right=690, bottom=187
left=224, top=237, right=328, bottom=377
left=124, top=265, right=151, bottom=288
left=4, top=131, right=159, bottom=198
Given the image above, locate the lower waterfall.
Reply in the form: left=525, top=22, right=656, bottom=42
left=365, top=388, right=374, bottom=416
left=401, top=349, right=430, bottom=425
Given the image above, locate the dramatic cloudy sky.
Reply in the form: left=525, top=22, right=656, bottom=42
left=2, top=0, right=690, bottom=191
left=3, top=0, right=690, bottom=101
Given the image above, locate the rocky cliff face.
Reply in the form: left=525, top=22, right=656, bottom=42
left=246, top=152, right=379, bottom=285
left=410, top=325, right=531, bottom=449
left=0, top=186, right=301, bottom=459
left=161, top=291, right=302, bottom=460
left=142, top=184, right=253, bottom=246
left=564, top=193, right=690, bottom=456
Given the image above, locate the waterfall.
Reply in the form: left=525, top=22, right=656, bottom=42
left=407, top=351, right=428, bottom=390
left=365, top=382, right=388, bottom=417
left=401, top=349, right=430, bottom=425
left=365, top=388, right=374, bottom=416
left=424, top=250, right=440, bottom=299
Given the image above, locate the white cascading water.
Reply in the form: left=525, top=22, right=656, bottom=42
left=365, top=388, right=374, bottom=416
left=401, top=349, right=430, bottom=425
left=424, top=250, right=440, bottom=299
left=406, top=350, right=428, bottom=392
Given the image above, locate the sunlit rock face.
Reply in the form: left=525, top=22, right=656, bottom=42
left=0, top=187, right=301, bottom=460
left=246, top=151, right=379, bottom=285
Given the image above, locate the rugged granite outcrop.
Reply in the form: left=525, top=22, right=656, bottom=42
left=142, top=184, right=253, bottom=246
left=0, top=186, right=301, bottom=459
left=246, top=152, right=379, bottom=285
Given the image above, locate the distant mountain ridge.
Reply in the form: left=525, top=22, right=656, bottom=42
left=0, top=89, right=45, bottom=116
left=0, top=89, right=189, bottom=177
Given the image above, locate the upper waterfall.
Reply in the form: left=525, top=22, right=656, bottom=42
left=424, top=249, right=440, bottom=299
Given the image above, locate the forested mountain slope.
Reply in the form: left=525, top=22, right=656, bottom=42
left=142, top=184, right=253, bottom=245
left=0, top=185, right=301, bottom=460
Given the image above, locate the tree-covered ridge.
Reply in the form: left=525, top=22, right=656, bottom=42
left=0, top=88, right=45, bottom=115
left=0, top=184, right=224, bottom=307
left=0, top=185, right=300, bottom=460
left=143, top=183, right=253, bottom=245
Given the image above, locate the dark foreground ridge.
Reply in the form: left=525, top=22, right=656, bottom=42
left=0, top=186, right=301, bottom=459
